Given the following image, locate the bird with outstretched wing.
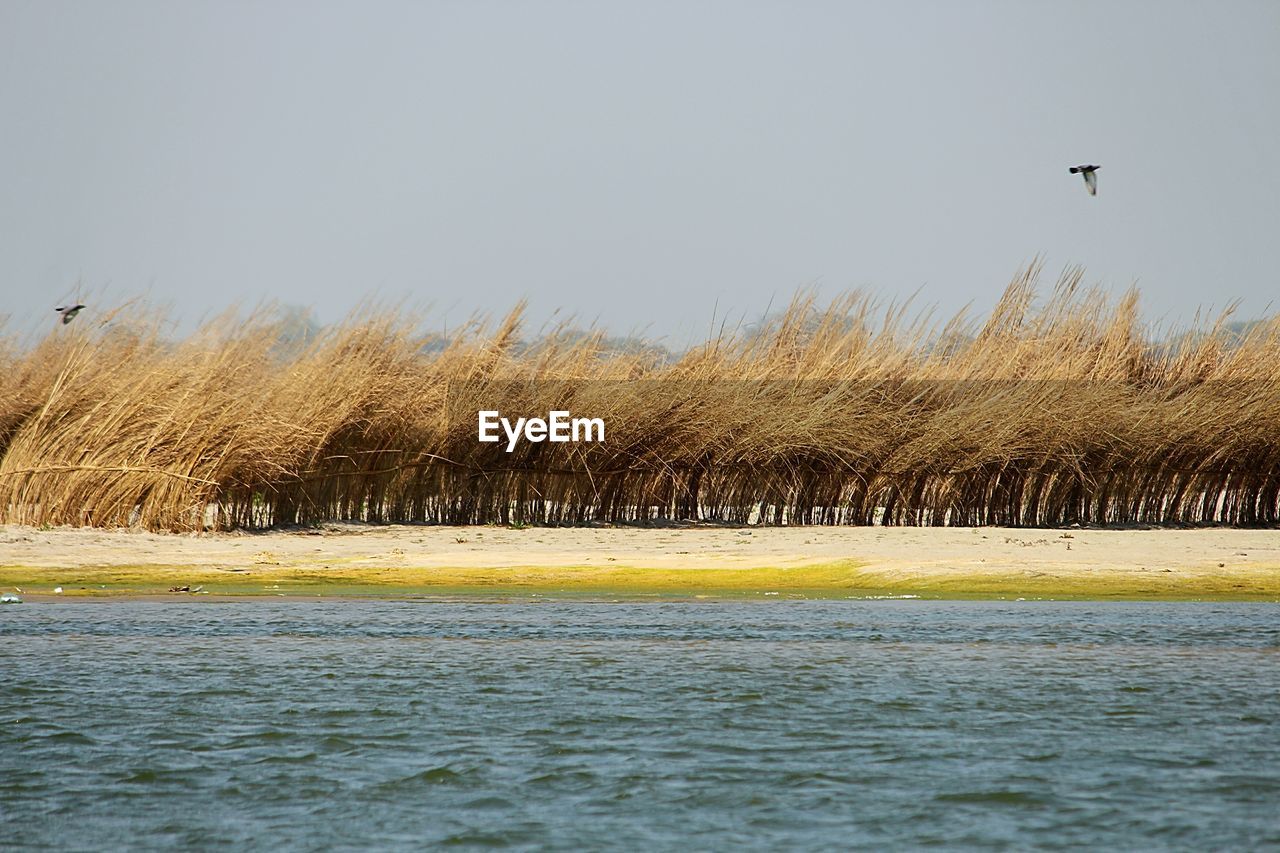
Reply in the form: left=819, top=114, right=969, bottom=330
left=1069, top=164, right=1100, bottom=196
left=55, top=304, right=85, bottom=324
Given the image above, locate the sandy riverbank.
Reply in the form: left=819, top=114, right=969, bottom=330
left=2, top=524, right=1278, bottom=600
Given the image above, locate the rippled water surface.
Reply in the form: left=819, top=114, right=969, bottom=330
left=2, top=599, right=1278, bottom=850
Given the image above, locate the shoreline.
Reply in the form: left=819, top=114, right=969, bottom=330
left=2, top=524, right=1278, bottom=601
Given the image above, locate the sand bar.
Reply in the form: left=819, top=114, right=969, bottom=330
left=2, top=524, right=1278, bottom=600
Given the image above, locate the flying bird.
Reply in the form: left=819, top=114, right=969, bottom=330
left=55, top=304, right=85, bottom=324
left=1069, top=164, right=1100, bottom=196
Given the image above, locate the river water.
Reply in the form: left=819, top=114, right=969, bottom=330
left=2, top=599, right=1277, bottom=850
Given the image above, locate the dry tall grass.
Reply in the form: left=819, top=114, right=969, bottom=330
left=2, top=264, right=1278, bottom=530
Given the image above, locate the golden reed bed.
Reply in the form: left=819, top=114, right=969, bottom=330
left=2, top=263, right=1279, bottom=532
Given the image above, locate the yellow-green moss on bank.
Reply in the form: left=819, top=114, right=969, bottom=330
left=3, top=559, right=1277, bottom=601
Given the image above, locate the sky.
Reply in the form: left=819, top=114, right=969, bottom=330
left=1, top=0, right=1278, bottom=343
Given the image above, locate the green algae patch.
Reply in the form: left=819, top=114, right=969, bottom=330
left=857, top=565, right=1280, bottom=601
left=1, top=560, right=1277, bottom=601
left=0, top=555, right=875, bottom=594
left=0, top=561, right=874, bottom=598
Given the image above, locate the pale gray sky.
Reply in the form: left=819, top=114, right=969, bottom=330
left=2, top=0, right=1277, bottom=341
